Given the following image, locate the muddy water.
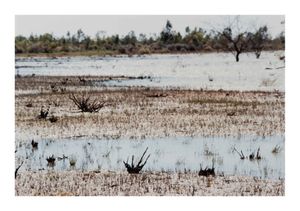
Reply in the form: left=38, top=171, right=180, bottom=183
left=15, top=135, right=284, bottom=179
left=15, top=52, right=285, bottom=91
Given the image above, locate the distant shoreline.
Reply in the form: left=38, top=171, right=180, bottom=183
left=15, top=49, right=283, bottom=58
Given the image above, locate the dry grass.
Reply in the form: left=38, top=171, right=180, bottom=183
left=15, top=171, right=284, bottom=196
left=15, top=76, right=285, bottom=142
left=15, top=76, right=285, bottom=196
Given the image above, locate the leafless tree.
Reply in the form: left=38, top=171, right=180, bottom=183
left=219, top=27, right=249, bottom=62
left=212, top=16, right=251, bottom=62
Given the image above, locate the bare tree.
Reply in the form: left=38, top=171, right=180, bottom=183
left=211, top=16, right=251, bottom=62
left=219, top=27, right=249, bottom=62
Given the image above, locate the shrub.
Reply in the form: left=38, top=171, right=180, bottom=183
left=38, top=106, right=49, bottom=119
left=123, top=147, right=150, bottom=174
left=69, top=93, right=105, bottom=113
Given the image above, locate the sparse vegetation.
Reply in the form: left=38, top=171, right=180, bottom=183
left=15, top=76, right=284, bottom=140
left=15, top=15, right=285, bottom=196
left=15, top=171, right=284, bottom=196
left=123, top=147, right=151, bottom=174
left=234, top=147, right=262, bottom=160
left=199, top=163, right=216, bottom=177
left=69, top=93, right=105, bottom=113
left=38, top=106, right=49, bottom=119
left=272, top=145, right=281, bottom=154
left=233, top=147, right=245, bottom=159
left=31, top=139, right=38, bottom=149
left=69, top=158, right=76, bottom=167
left=46, top=155, right=56, bottom=167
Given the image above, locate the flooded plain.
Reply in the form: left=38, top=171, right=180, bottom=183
left=15, top=51, right=285, bottom=196
left=16, top=135, right=284, bottom=179
left=15, top=51, right=285, bottom=91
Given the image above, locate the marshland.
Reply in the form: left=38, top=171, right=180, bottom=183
left=15, top=16, right=285, bottom=196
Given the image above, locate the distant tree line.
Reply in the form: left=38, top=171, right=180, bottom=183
left=15, top=20, right=285, bottom=61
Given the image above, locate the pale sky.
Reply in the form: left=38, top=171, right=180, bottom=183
left=15, top=15, right=284, bottom=38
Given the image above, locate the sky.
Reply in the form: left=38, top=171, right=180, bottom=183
left=15, top=15, right=284, bottom=38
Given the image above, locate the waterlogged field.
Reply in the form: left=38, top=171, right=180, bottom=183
left=15, top=51, right=285, bottom=196
left=16, top=51, right=285, bottom=91
left=16, top=135, right=284, bottom=179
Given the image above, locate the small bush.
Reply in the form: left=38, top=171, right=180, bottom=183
left=38, top=106, right=49, bottom=119
left=46, top=155, right=56, bottom=167
left=69, top=93, right=105, bottom=113
left=123, top=147, right=150, bottom=174
left=199, top=163, right=215, bottom=177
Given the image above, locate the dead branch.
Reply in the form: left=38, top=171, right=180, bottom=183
left=123, top=147, right=150, bottom=174
left=256, top=147, right=262, bottom=160
left=249, top=148, right=262, bottom=160
left=31, top=139, right=38, bottom=149
left=15, top=161, right=24, bottom=179
left=233, top=147, right=245, bottom=159
left=272, top=145, right=281, bottom=154
left=235, top=147, right=262, bottom=160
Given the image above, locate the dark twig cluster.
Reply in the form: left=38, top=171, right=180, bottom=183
left=38, top=106, right=49, bottom=119
left=198, top=163, right=215, bottom=177
left=46, top=155, right=56, bottom=167
left=31, top=139, right=38, bottom=149
left=69, top=93, right=105, bottom=113
left=234, top=147, right=262, bottom=160
left=123, top=147, right=151, bottom=174
left=233, top=147, right=245, bottom=159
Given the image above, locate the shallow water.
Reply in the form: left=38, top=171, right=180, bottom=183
left=15, top=51, right=285, bottom=91
left=15, top=135, right=284, bottom=179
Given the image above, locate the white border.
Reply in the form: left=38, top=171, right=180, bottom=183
left=1, top=0, right=299, bottom=210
